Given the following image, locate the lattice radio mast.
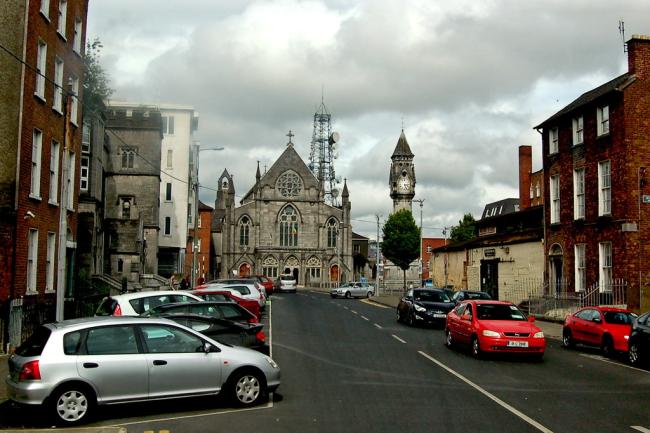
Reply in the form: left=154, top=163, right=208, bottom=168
left=308, top=98, right=340, bottom=206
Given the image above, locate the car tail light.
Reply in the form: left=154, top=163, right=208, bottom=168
left=249, top=315, right=259, bottom=324
left=256, top=330, right=266, bottom=343
left=113, top=304, right=122, bottom=316
left=19, top=360, right=41, bottom=381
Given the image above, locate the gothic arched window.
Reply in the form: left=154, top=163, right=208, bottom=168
left=239, top=216, right=251, bottom=246
left=277, top=171, right=302, bottom=198
left=327, top=219, right=338, bottom=248
left=279, top=206, right=299, bottom=247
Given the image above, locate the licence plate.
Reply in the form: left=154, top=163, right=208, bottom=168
left=507, top=341, right=528, bottom=347
left=433, top=314, right=446, bottom=318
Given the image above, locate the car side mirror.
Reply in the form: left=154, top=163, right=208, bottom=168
left=527, top=316, right=535, bottom=323
left=204, top=342, right=220, bottom=353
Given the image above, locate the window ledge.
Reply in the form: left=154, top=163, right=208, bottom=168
left=48, top=199, right=59, bottom=206
left=597, top=132, right=610, bottom=139
left=39, top=11, right=50, bottom=22
left=52, top=106, right=63, bottom=116
left=44, top=288, right=55, bottom=294
left=57, top=31, right=67, bottom=41
left=34, top=93, right=46, bottom=104
left=29, top=193, right=42, bottom=201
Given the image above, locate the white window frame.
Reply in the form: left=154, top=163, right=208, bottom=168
left=53, top=57, right=63, bottom=113
left=572, top=116, right=583, bottom=145
left=550, top=175, right=560, bottom=224
left=162, top=115, right=175, bottom=135
left=67, top=152, right=75, bottom=210
left=73, top=18, right=82, bottom=54
left=49, top=139, right=59, bottom=204
left=597, top=105, right=609, bottom=136
left=164, top=216, right=172, bottom=236
left=166, top=149, right=173, bottom=169
left=549, top=127, right=559, bottom=154
left=573, top=168, right=585, bottom=220
left=81, top=121, right=90, bottom=153
left=70, top=75, right=79, bottom=125
left=165, top=182, right=172, bottom=201
left=31, top=129, right=43, bottom=198
left=35, top=40, right=47, bottom=100
left=27, top=229, right=38, bottom=293
left=40, top=0, right=50, bottom=19
left=574, top=243, right=586, bottom=292
left=80, top=155, right=89, bottom=191
left=599, top=242, right=612, bottom=292
left=46, top=232, right=56, bottom=292
left=57, top=0, right=67, bottom=38
left=598, top=160, right=611, bottom=216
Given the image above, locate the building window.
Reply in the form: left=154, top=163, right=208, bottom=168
left=81, top=121, right=90, bottom=153
left=279, top=206, right=299, bottom=247
left=70, top=75, right=79, bottom=125
left=46, top=232, right=56, bottom=292
left=162, top=116, right=175, bottom=134
left=597, top=105, right=609, bottom=136
left=40, top=0, right=50, bottom=18
left=327, top=219, right=338, bottom=248
left=27, top=229, right=38, bottom=292
left=117, top=258, right=123, bottom=272
left=599, top=242, right=612, bottom=292
left=166, top=149, right=173, bottom=169
left=277, top=171, right=302, bottom=198
left=239, top=216, right=251, bottom=246
left=35, top=40, right=47, bottom=99
left=53, top=57, right=63, bottom=112
left=197, top=214, right=201, bottom=228
left=122, top=149, right=135, bottom=169
left=31, top=129, right=42, bottom=198
left=572, top=116, right=583, bottom=145
left=165, top=182, right=172, bottom=201
left=187, top=203, right=192, bottom=225
left=426, top=246, right=433, bottom=254
left=573, top=168, right=585, bottom=220
left=49, top=140, right=59, bottom=204
left=67, top=152, right=75, bottom=210
left=535, top=183, right=541, bottom=198
left=549, top=127, right=559, bottom=154
left=80, top=155, right=89, bottom=191
left=574, top=244, right=586, bottom=292
left=121, top=198, right=131, bottom=219
left=353, top=244, right=360, bottom=254
left=196, top=239, right=201, bottom=253
left=262, top=256, right=278, bottom=278
left=73, top=18, right=82, bottom=54
left=164, top=216, right=171, bottom=235
left=598, top=160, right=611, bottom=216
left=550, top=175, right=560, bottom=224
left=57, top=0, right=67, bottom=37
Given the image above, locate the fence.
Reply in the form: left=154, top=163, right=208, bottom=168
left=7, top=295, right=56, bottom=351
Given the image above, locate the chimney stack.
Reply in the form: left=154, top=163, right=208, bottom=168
left=628, top=35, right=650, bottom=80
left=518, top=145, right=532, bottom=210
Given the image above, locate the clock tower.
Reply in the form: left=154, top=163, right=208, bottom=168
left=389, top=129, right=415, bottom=213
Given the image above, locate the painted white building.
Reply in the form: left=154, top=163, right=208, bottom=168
left=157, top=105, right=199, bottom=277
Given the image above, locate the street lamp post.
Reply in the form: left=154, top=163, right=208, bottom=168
left=413, top=199, right=424, bottom=286
left=191, top=143, right=224, bottom=287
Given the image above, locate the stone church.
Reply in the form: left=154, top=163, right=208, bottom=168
left=212, top=134, right=352, bottom=288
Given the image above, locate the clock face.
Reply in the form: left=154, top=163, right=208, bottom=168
left=398, top=176, right=410, bottom=192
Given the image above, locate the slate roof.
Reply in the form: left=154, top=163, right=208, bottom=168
left=391, top=130, right=414, bottom=158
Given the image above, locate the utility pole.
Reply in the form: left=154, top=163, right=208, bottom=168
left=413, top=199, right=424, bottom=285
left=375, top=214, right=381, bottom=295
left=443, top=227, right=449, bottom=288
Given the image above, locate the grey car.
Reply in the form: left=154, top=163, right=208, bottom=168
left=6, top=316, right=281, bottom=425
left=330, top=281, right=375, bottom=299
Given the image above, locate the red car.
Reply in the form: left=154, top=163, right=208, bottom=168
left=562, top=306, right=637, bottom=357
left=251, top=275, right=274, bottom=297
left=445, top=300, right=546, bottom=359
left=191, top=288, right=261, bottom=320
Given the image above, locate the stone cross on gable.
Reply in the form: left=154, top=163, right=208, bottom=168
left=286, top=130, right=294, bottom=147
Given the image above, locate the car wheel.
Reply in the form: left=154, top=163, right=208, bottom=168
left=396, top=309, right=402, bottom=323
left=229, top=369, right=266, bottom=407
left=445, top=329, right=453, bottom=348
left=50, top=384, right=95, bottom=425
left=628, top=341, right=641, bottom=366
left=561, top=328, right=574, bottom=349
left=345, top=291, right=352, bottom=299
left=601, top=335, right=614, bottom=358
left=471, top=336, right=482, bottom=359
left=367, top=291, right=372, bottom=298
left=407, top=312, right=415, bottom=327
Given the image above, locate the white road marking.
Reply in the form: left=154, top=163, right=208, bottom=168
left=343, top=306, right=349, bottom=310
left=391, top=334, right=407, bottom=344
left=418, top=351, right=554, bottom=433
left=631, top=426, right=650, bottom=433
left=374, top=323, right=383, bottom=329
left=268, top=294, right=273, bottom=358
left=579, top=353, right=650, bottom=374
left=351, top=310, right=358, bottom=315
left=361, top=315, right=369, bottom=321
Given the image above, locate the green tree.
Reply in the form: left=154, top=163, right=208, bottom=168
left=380, top=209, right=420, bottom=291
left=353, top=252, right=368, bottom=279
left=83, top=38, right=113, bottom=118
left=450, top=213, right=476, bottom=243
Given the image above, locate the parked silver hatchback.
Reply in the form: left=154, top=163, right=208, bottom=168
left=6, top=316, right=281, bottom=425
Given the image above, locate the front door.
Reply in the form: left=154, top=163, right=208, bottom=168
left=480, top=260, right=499, bottom=299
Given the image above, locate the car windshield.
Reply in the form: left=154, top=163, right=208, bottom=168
left=476, top=304, right=527, bottom=321
left=224, top=285, right=251, bottom=295
left=281, top=276, right=294, bottom=281
left=466, top=292, right=492, bottom=300
left=95, top=298, right=118, bottom=316
left=414, top=290, right=450, bottom=303
left=16, top=326, right=51, bottom=357
left=603, top=311, right=637, bottom=324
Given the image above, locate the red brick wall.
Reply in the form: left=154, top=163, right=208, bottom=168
left=185, top=208, right=213, bottom=286
left=519, top=145, right=532, bottom=209
left=422, top=238, right=446, bottom=280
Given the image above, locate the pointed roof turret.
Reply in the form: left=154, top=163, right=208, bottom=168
left=342, top=178, right=349, bottom=199
left=391, top=129, right=414, bottom=159
left=256, top=161, right=261, bottom=182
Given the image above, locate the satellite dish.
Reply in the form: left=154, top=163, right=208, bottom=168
left=329, top=132, right=340, bottom=145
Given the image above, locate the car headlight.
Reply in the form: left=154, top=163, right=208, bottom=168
left=533, top=331, right=544, bottom=338
left=414, top=304, right=427, bottom=312
left=264, top=356, right=279, bottom=369
left=482, top=330, right=500, bottom=338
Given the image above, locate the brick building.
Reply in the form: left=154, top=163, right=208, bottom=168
left=0, top=0, right=88, bottom=347
left=535, top=35, right=650, bottom=311
left=185, top=201, right=213, bottom=285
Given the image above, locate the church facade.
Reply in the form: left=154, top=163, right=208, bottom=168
left=213, top=135, right=352, bottom=288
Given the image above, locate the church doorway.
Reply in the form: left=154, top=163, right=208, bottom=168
left=330, top=265, right=340, bottom=284
left=239, top=263, right=251, bottom=277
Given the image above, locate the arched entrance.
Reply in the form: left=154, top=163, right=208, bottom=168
left=548, top=244, right=564, bottom=296
left=283, top=256, right=300, bottom=284
left=238, top=263, right=251, bottom=277
left=330, top=265, right=340, bottom=285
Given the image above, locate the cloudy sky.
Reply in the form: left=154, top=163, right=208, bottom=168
left=87, top=0, right=649, bottom=239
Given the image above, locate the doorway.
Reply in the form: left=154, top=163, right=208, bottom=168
left=548, top=244, right=564, bottom=296
left=480, top=259, right=499, bottom=300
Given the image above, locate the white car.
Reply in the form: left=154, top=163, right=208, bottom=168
left=330, top=282, right=375, bottom=299
left=278, top=275, right=296, bottom=293
left=95, top=290, right=204, bottom=316
left=198, top=283, right=266, bottom=309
